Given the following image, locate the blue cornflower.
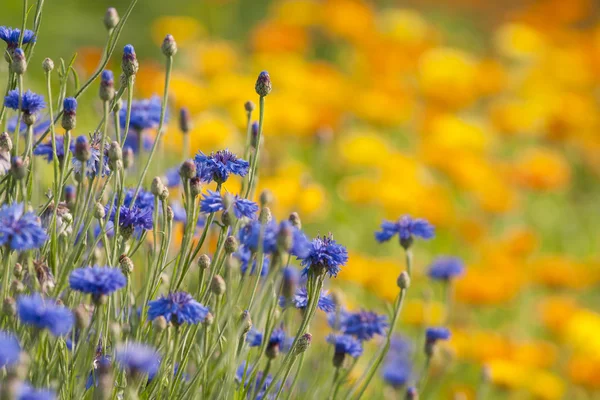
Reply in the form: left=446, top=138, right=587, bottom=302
left=148, top=292, right=209, bottom=325
left=33, top=135, right=72, bottom=162
left=0, top=331, right=20, bottom=368
left=0, top=203, right=47, bottom=251
left=101, top=70, right=113, bottom=84
left=105, top=204, right=153, bottom=233
left=17, top=294, right=73, bottom=336
left=246, top=329, right=263, bottom=347
left=327, top=334, right=363, bottom=358
left=123, top=188, right=155, bottom=210
left=162, top=166, right=181, bottom=188
left=69, top=267, right=126, bottom=298
left=63, top=97, right=77, bottom=114
left=375, top=215, right=435, bottom=248
left=336, top=310, right=388, bottom=341
left=300, top=234, right=348, bottom=278
left=119, top=96, right=165, bottom=132
left=235, top=247, right=270, bottom=277
left=16, top=383, right=55, bottom=400
left=4, top=90, right=46, bottom=115
left=280, top=287, right=335, bottom=312
left=72, top=133, right=110, bottom=178
left=0, top=27, right=36, bottom=48
left=427, top=257, right=464, bottom=281
left=382, top=356, right=412, bottom=388
left=425, top=327, right=451, bottom=343
left=7, top=117, right=51, bottom=136
left=194, top=149, right=249, bottom=184
left=169, top=201, right=205, bottom=229
left=200, top=191, right=258, bottom=219
left=123, top=130, right=153, bottom=154
left=238, top=220, right=309, bottom=258
left=115, top=342, right=160, bottom=377
left=246, top=327, right=286, bottom=349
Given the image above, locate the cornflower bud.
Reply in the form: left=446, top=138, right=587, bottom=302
left=96, top=358, right=113, bottom=400
left=123, top=146, right=134, bottom=169
left=277, top=223, right=293, bottom=252
left=294, top=333, right=312, bottom=356
left=13, top=263, right=23, bottom=280
left=251, top=121, right=259, bottom=148
left=94, top=202, right=106, bottom=219
left=42, top=57, right=54, bottom=73
left=0, top=132, right=13, bottom=152
left=179, top=159, right=196, bottom=180
left=122, top=44, right=139, bottom=77
left=198, top=254, right=211, bottom=270
left=119, top=254, right=134, bottom=275
left=244, top=101, right=255, bottom=113
left=259, top=207, right=272, bottom=224
left=10, top=156, right=26, bottom=180
left=179, top=107, right=191, bottom=134
left=61, top=97, right=78, bottom=131
left=11, top=48, right=26, bottom=75
left=153, top=316, right=168, bottom=331
left=108, top=141, right=122, bottom=165
left=405, top=387, right=419, bottom=400
left=259, top=190, right=272, bottom=207
left=285, top=215, right=301, bottom=235
left=221, top=210, right=232, bottom=227
left=99, top=70, right=115, bottom=102
left=190, top=177, right=202, bottom=198
left=151, top=177, right=165, bottom=197
left=74, top=304, right=91, bottom=330
left=166, top=206, right=174, bottom=222
left=161, top=34, right=178, bottom=57
left=11, top=280, right=24, bottom=294
left=211, top=275, right=226, bottom=296
left=64, top=185, right=76, bottom=206
left=204, top=312, right=214, bottom=326
left=2, top=297, right=16, bottom=316
left=255, top=71, right=272, bottom=97
left=74, top=135, right=91, bottom=162
left=104, top=7, right=120, bottom=30
left=159, top=188, right=169, bottom=201
left=240, top=310, right=252, bottom=334
left=224, top=236, right=238, bottom=254
left=397, top=271, right=410, bottom=290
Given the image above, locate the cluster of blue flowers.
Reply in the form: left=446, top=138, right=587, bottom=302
left=194, top=149, right=249, bottom=184
left=148, top=292, right=209, bottom=325
left=0, top=203, right=47, bottom=251
left=0, top=26, right=36, bottom=48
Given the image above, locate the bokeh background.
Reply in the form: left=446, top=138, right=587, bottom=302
left=4, top=0, right=600, bottom=398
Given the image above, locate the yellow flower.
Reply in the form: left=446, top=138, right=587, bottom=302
left=487, top=359, right=528, bottom=389
left=564, top=309, right=600, bottom=357
left=456, top=267, right=522, bottom=306
left=528, top=370, right=564, bottom=400
left=151, top=16, right=205, bottom=47
left=568, top=354, right=600, bottom=389
left=321, top=0, right=375, bottom=44
left=537, top=296, right=578, bottom=336
left=513, top=148, right=570, bottom=191
left=378, top=9, right=431, bottom=48
left=494, top=23, right=545, bottom=60
left=400, top=299, right=445, bottom=327
left=164, top=111, right=236, bottom=154
left=337, top=132, right=392, bottom=167
left=251, top=22, right=309, bottom=54
left=530, top=255, right=598, bottom=289
left=270, top=0, right=322, bottom=27
left=192, top=41, right=239, bottom=77
left=419, top=47, right=479, bottom=109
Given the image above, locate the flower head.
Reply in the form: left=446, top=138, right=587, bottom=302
left=382, top=336, right=414, bottom=388
left=16, top=383, right=55, bottom=400
left=33, top=135, right=72, bottom=162
left=148, top=292, right=209, bottom=325
left=200, top=191, right=258, bottom=219
left=17, top=294, right=73, bottom=336
left=425, top=327, right=451, bottom=343
left=72, top=133, right=110, bottom=178
left=0, top=331, right=20, bottom=368
left=427, top=257, right=465, bottom=281
left=119, top=96, right=164, bottom=132
left=280, top=287, right=335, bottom=312
left=327, top=334, right=363, bottom=358
left=0, top=203, right=47, bottom=251
left=335, top=310, right=388, bottom=341
left=107, top=205, right=153, bottom=233
left=0, top=27, right=36, bottom=48
left=194, top=149, right=249, bottom=184
left=116, top=342, right=160, bottom=377
left=235, top=247, right=271, bottom=277
left=5, top=90, right=46, bottom=114
left=69, top=266, right=126, bottom=297
left=7, top=117, right=51, bottom=136
left=63, top=97, right=77, bottom=114
left=300, top=234, right=348, bottom=278
left=375, top=215, right=434, bottom=248
left=238, top=220, right=309, bottom=258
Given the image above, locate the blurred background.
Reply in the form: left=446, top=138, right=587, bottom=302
left=4, top=0, right=600, bottom=398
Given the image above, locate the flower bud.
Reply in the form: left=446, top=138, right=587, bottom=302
left=240, top=310, right=252, bottom=334
left=289, top=212, right=301, bottom=229
left=11, top=48, right=26, bottom=75
left=104, top=7, right=120, bottom=30
left=244, top=101, right=255, bottom=113
left=221, top=210, right=232, bottom=227
left=255, top=71, right=272, bottom=97
left=22, top=111, right=37, bottom=127
left=10, top=280, right=24, bottom=294
left=224, top=236, right=238, bottom=254
left=123, top=146, right=134, bottom=169
left=159, top=188, right=169, bottom=201
left=153, top=316, right=168, bottom=331
left=74, top=304, right=91, bottom=330
left=405, top=387, right=419, bottom=400
left=198, top=254, right=211, bottom=270
left=397, top=271, right=410, bottom=290
left=93, top=294, right=108, bottom=306
left=294, top=333, right=312, bottom=356
left=179, top=107, right=191, bottom=134
left=277, top=223, right=293, bottom=252
left=259, top=190, right=272, bottom=207
left=222, top=193, right=234, bottom=210
left=211, top=275, right=226, bottom=296
left=74, top=135, right=90, bottom=162
left=259, top=207, right=271, bottom=224
left=0, top=132, right=13, bottom=153
left=161, top=34, right=178, bottom=57
left=122, top=44, right=139, bottom=77
left=166, top=206, right=174, bottom=222
left=151, top=177, right=165, bottom=197
left=266, top=342, right=280, bottom=359
left=179, top=159, right=196, bottom=180
left=108, top=141, right=122, bottom=165
left=190, top=177, right=202, bottom=198
left=251, top=121, right=259, bottom=148
left=2, top=297, right=16, bottom=316
left=10, top=156, right=26, bottom=180
left=94, top=202, right=106, bottom=219
left=100, top=70, right=115, bottom=102
left=204, top=312, right=214, bottom=325
left=64, top=185, right=76, bottom=206
left=119, top=254, right=134, bottom=275
left=42, top=58, right=54, bottom=73
left=13, top=263, right=23, bottom=280
left=61, top=97, right=77, bottom=131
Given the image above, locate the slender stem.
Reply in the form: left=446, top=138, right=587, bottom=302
left=244, top=96, right=265, bottom=199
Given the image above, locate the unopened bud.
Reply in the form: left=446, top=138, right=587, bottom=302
left=100, top=70, right=115, bottom=102
left=42, top=58, right=54, bottom=73
left=94, top=202, right=106, bottom=219
left=255, top=71, right=272, bottom=97
left=244, top=101, right=255, bottom=113
left=159, top=188, right=169, bottom=201
left=204, top=312, right=214, bottom=325
left=108, top=141, right=122, bottom=166
left=289, top=212, right=301, bottom=229
left=61, top=98, right=78, bottom=131
left=294, top=333, right=312, bottom=355
left=151, top=177, right=165, bottom=197
left=104, top=7, right=120, bottom=30
left=179, top=107, right=191, bottom=134
left=211, top=275, right=226, bottom=296
left=10, top=280, right=24, bottom=294
left=259, top=190, right=272, bottom=207
left=74, top=135, right=90, bottom=162
left=153, top=316, right=168, bottom=331
left=277, top=222, right=293, bottom=252
left=122, top=44, right=139, bottom=77
left=240, top=310, right=252, bottom=334
left=13, top=263, right=23, bottom=280
left=224, top=236, right=238, bottom=254
left=190, top=177, right=202, bottom=198
left=0, top=132, right=13, bottom=152
left=74, top=304, right=90, bottom=330
left=2, top=298, right=16, bottom=316
left=10, top=156, right=26, bottom=180
left=161, top=34, right=178, bottom=57
left=123, top=146, right=134, bottom=169
left=11, top=48, right=26, bottom=75
left=397, top=271, right=410, bottom=290
left=166, top=206, right=174, bottom=222
left=221, top=210, right=232, bottom=227
left=119, top=254, right=134, bottom=275
left=251, top=121, right=259, bottom=148
left=198, top=254, right=210, bottom=270
left=179, top=160, right=196, bottom=180
left=113, top=98, right=123, bottom=113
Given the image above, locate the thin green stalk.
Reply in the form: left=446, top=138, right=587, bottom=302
left=244, top=96, right=265, bottom=199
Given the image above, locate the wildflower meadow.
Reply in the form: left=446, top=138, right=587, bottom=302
left=0, top=0, right=599, bottom=399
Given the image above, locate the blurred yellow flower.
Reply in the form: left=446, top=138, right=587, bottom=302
left=494, top=23, right=545, bottom=60
left=192, top=41, right=239, bottom=77
left=513, top=148, right=570, bottom=191
left=152, top=16, right=205, bottom=47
